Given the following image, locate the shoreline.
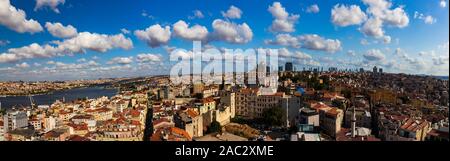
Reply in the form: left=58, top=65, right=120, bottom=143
left=0, top=86, right=118, bottom=109
left=0, top=85, right=114, bottom=97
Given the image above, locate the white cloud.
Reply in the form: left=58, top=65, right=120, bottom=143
left=77, top=58, right=86, bottom=62
left=264, top=34, right=300, bottom=48
left=108, top=57, right=133, bottom=65
left=440, top=0, right=447, bottom=8
left=268, top=2, right=299, bottom=33
left=347, top=50, right=356, bottom=56
left=188, top=10, right=205, bottom=19
left=292, top=51, right=312, bottom=60
left=361, top=18, right=384, bottom=38
left=173, top=20, right=209, bottom=41
left=277, top=48, right=291, bottom=58
left=0, top=32, right=133, bottom=63
left=298, top=34, right=342, bottom=53
left=331, top=0, right=408, bottom=40
left=136, top=53, right=162, bottom=63
left=16, top=62, right=30, bottom=68
left=383, top=35, right=391, bottom=44
left=265, top=34, right=342, bottom=53
left=121, top=28, right=130, bottom=34
left=170, top=49, right=193, bottom=60
left=414, top=11, right=437, bottom=24
left=360, top=39, right=370, bottom=45
left=424, top=15, right=436, bottom=24
left=432, top=56, right=449, bottom=65
left=364, top=49, right=386, bottom=61
left=362, top=0, right=409, bottom=28
left=45, top=22, right=78, bottom=38
left=0, top=0, right=43, bottom=33
left=0, top=40, right=10, bottom=46
left=141, top=10, right=155, bottom=19
left=33, top=62, right=41, bottom=67
left=134, top=24, right=171, bottom=48
left=210, top=19, right=253, bottom=44
left=306, top=4, right=320, bottom=13
left=331, top=4, right=367, bottom=27
left=34, top=0, right=65, bottom=13
left=56, top=32, right=133, bottom=52
left=222, top=5, right=242, bottom=19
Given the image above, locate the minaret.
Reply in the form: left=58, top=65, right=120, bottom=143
left=351, top=107, right=356, bottom=138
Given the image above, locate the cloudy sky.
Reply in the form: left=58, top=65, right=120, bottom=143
left=0, top=0, right=448, bottom=81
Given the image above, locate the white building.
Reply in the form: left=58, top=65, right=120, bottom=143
left=3, top=110, right=28, bottom=132
left=43, top=116, right=56, bottom=132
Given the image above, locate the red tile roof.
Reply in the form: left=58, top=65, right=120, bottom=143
left=67, top=123, right=88, bottom=131
left=170, top=127, right=192, bottom=141
left=153, top=118, right=170, bottom=126
left=202, top=97, right=215, bottom=104
left=400, top=118, right=429, bottom=132
left=68, top=135, right=91, bottom=141
left=186, top=109, right=199, bottom=118
left=239, top=88, right=259, bottom=94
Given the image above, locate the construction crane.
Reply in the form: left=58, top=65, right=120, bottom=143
left=29, top=94, right=36, bottom=109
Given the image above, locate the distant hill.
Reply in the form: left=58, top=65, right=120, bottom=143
left=433, top=76, right=449, bottom=80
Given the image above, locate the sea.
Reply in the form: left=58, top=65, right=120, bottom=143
left=0, top=86, right=118, bottom=109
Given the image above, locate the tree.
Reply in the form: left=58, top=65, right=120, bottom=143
left=262, top=107, right=284, bottom=126
left=207, top=121, right=222, bottom=134
left=341, top=89, right=352, bottom=99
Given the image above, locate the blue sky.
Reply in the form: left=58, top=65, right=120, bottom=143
left=0, top=0, right=448, bottom=81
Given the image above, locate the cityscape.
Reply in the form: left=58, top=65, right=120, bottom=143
left=0, top=0, right=449, bottom=142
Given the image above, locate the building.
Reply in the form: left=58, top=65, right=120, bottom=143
left=193, top=83, right=205, bottom=95
left=43, top=129, right=70, bottom=141
left=85, top=107, right=113, bottom=121
left=235, top=87, right=298, bottom=124
left=319, top=107, right=344, bottom=138
left=297, top=108, right=319, bottom=127
left=3, top=110, right=28, bottom=132
left=5, top=128, right=36, bottom=141
left=151, top=127, right=192, bottom=141
left=202, top=86, right=219, bottom=98
left=236, top=88, right=259, bottom=119
left=193, top=97, right=216, bottom=115
left=96, top=119, right=143, bottom=141
left=194, top=132, right=248, bottom=141
left=0, top=120, right=4, bottom=141
left=373, top=66, right=378, bottom=74
left=281, top=96, right=302, bottom=127
left=174, top=108, right=203, bottom=138
left=398, top=118, right=430, bottom=141
left=43, top=116, right=56, bottom=132
left=344, top=107, right=371, bottom=128
left=285, top=62, right=293, bottom=72
left=29, top=118, right=42, bottom=130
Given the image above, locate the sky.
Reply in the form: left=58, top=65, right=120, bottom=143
left=0, top=0, right=448, bottom=81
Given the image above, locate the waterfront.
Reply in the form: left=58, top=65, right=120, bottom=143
left=0, top=86, right=118, bottom=109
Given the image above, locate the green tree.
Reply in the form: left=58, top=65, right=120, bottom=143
left=341, top=89, right=352, bottom=99
left=262, top=107, right=284, bottom=126
left=207, top=121, right=222, bottom=133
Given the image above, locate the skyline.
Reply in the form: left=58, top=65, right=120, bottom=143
left=0, top=0, right=449, bottom=81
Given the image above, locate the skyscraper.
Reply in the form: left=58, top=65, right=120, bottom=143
left=373, top=66, right=378, bottom=74
left=285, top=62, right=293, bottom=71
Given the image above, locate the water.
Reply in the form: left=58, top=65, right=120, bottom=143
left=0, top=86, right=118, bottom=109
